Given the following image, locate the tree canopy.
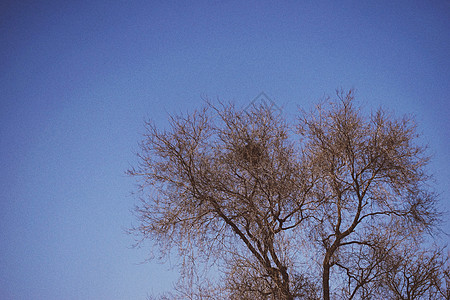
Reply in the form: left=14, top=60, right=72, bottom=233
left=129, top=90, right=448, bottom=300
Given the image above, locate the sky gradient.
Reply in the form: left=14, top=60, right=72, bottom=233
left=1, top=1, right=449, bottom=299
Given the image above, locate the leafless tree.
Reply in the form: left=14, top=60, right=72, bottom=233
left=379, top=245, right=449, bottom=299
left=129, top=90, right=446, bottom=299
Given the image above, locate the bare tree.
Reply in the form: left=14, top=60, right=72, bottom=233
left=129, top=101, right=316, bottom=299
left=297, top=90, right=444, bottom=299
left=379, top=245, right=449, bottom=299
left=129, top=90, right=446, bottom=299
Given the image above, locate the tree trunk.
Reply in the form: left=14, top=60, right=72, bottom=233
left=281, top=283, right=294, bottom=300
left=323, top=235, right=341, bottom=300
left=323, top=260, right=331, bottom=300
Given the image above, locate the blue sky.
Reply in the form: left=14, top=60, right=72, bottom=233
left=0, top=1, right=449, bottom=299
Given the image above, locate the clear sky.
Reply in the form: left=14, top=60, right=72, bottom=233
left=0, top=1, right=449, bottom=299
